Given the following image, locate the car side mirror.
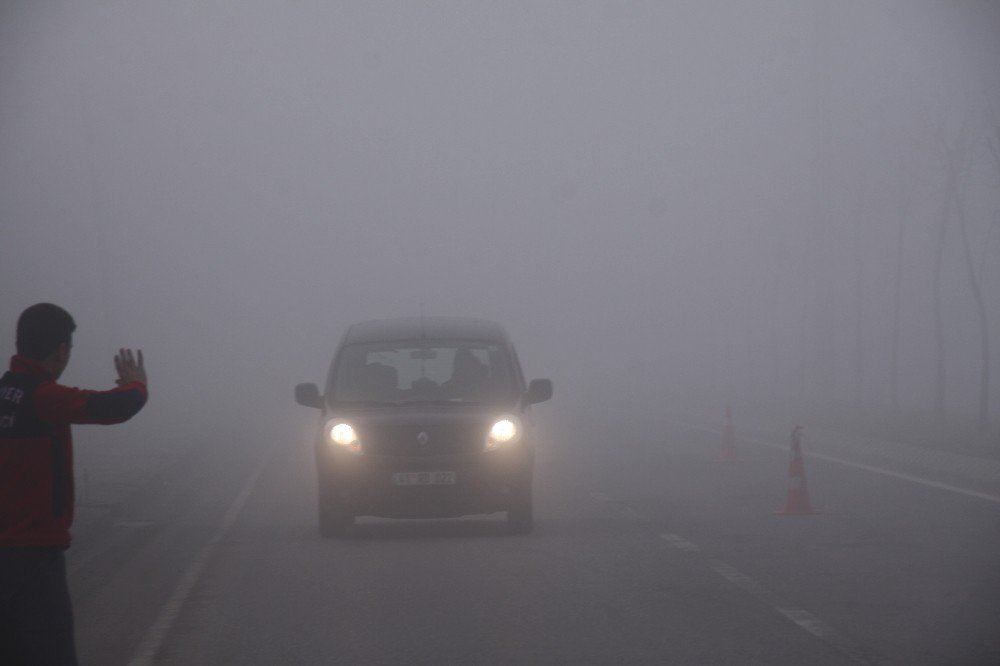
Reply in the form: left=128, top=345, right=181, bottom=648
left=525, top=379, right=553, bottom=405
left=295, top=383, right=324, bottom=409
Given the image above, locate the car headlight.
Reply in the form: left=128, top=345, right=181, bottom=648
left=328, top=421, right=361, bottom=453
left=486, top=416, right=521, bottom=450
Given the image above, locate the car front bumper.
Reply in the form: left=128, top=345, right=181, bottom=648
left=317, top=444, right=533, bottom=519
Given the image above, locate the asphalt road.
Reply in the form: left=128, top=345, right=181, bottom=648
left=67, top=412, right=1000, bottom=665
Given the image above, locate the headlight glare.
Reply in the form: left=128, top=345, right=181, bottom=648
left=328, top=422, right=361, bottom=452
left=486, top=416, right=521, bottom=450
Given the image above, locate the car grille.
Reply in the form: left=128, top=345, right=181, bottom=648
left=361, top=425, right=483, bottom=457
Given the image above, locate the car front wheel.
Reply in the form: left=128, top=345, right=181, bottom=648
left=506, top=489, right=533, bottom=534
left=318, top=480, right=353, bottom=538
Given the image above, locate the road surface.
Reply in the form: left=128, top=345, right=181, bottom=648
left=67, top=411, right=1000, bottom=665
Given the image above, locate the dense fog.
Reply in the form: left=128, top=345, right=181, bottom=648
left=2, top=1, right=999, bottom=446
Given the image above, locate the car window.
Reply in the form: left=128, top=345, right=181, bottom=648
left=331, top=341, right=516, bottom=405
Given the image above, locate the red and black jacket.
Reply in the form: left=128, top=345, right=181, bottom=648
left=0, top=355, right=148, bottom=548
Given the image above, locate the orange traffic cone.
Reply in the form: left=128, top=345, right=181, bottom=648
left=775, top=426, right=818, bottom=515
left=716, top=405, right=739, bottom=462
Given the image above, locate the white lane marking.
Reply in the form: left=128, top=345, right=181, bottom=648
left=808, top=451, right=1000, bottom=504
left=659, top=533, right=700, bottom=552
left=127, top=449, right=273, bottom=666
left=661, top=532, right=872, bottom=663
left=741, top=435, right=1000, bottom=505
left=678, top=422, right=1000, bottom=505
left=590, top=491, right=613, bottom=504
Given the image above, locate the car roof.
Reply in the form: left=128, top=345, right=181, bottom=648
left=343, top=316, right=511, bottom=345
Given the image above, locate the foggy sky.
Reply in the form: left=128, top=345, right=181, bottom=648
left=2, top=1, right=999, bottom=437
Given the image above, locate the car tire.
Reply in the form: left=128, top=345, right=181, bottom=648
left=317, top=482, right=353, bottom=538
left=506, top=491, right=533, bottom=534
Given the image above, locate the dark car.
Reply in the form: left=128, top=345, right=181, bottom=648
left=294, top=316, right=553, bottom=537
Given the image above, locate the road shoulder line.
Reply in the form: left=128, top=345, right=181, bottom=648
left=677, top=422, right=1000, bottom=504
left=126, top=448, right=273, bottom=666
left=743, top=435, right=1000, bottom=505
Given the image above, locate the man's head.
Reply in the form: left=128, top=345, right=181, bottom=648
left=16, top=303, right=76, bottom=377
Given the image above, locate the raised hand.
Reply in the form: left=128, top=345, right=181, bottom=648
left=114, top=348, right=147, bottom=386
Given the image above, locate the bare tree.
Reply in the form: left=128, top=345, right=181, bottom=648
left=951, top=179, right=991, bottom=435
left=852, top=178, right=867, bottom=413
left=930, top=113, right=971, bottom=418
left=989, top=119, right=1000, bottom=181
left=934, top=110, right=996, bottom=436
left=930, top=150, right=953, bottom=417
left=890, top=157, right=906, bottom=415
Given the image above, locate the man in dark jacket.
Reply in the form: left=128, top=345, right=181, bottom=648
left=0, top=303, right=148, bottom=665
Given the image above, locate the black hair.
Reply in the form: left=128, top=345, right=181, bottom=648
left=16, top=303, right=77, bottom=360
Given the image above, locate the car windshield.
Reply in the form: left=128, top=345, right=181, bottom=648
left=330, top=340, right=516, bottom=406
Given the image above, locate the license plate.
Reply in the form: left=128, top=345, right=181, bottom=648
left=391, top=471, right=456, bottom=486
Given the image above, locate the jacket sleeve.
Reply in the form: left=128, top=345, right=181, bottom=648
left=35, top=380, right=148, bottom=425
